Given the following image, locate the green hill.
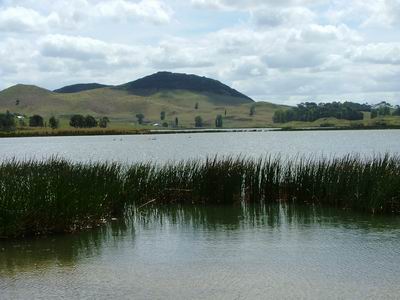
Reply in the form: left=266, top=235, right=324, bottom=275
left=116, top=71, right=253, bottom=104
left=54, top=83, right=110, bottom=93
left=0, top=73, right=285, bottom=129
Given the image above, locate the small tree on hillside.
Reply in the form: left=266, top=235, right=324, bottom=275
left=29, top=115, right=44, bottom=127
left=99, top=117, right=110, bottom=128
left=49, top=116, right=59, bottom=129
left=85, top=115, right=98, bottom=128
left=175, top=117, right=179, bottom=127
left=249, top=104, right=256, bottom=116
left=195, top=102, right=199, bottom=110
left=215, top=114, right=223, bottom=128
left=195, top=116, right=203, bottom=128
left=69, top=114, right=86, bottom=128
left=160, top=111, right=166, bottom=121
left=136, top=113, right=144, bottom=125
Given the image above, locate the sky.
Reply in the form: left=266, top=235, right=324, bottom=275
left=0, top=0, right=400, bottom=105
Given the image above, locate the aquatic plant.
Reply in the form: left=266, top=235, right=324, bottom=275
left=1, top=155, right=399, bottom=237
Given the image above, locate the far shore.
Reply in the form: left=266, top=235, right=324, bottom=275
left=1, top=124, right=400, bottom=138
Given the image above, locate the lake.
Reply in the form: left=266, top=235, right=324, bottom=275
left=1, top=204, right=400, bottom=299
left=0, top=129, right=399, bottom=163
left=1, top=130, right=400, bottom=299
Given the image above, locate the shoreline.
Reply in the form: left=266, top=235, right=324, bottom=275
left=1, top=125, right=400, bottom=138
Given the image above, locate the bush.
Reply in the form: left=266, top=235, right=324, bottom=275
left=29, top=115, right=44, bottom=127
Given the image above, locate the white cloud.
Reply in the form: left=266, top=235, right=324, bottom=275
left=94, top=0, right=173, bottom=24
left=350, top=43, right=400, bottom=65
left=0, top=6, right=60, bottom=32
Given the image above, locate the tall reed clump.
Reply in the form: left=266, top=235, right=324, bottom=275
left=0, top=159, right=124, bottom=238
left=1, top=155, right=400, bottom=238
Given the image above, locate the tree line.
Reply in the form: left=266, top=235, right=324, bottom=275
left=273, top=102, right=372, bottom=123
left=0, top=112, right=110, bottom=131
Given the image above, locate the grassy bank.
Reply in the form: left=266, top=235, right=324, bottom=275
left=1, top=155, right=399, bottom=238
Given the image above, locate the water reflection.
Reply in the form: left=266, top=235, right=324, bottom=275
left=1, top=204, right=399, bottom=276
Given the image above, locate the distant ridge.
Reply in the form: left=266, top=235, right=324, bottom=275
left=116, top=72, right=253, bottom=103
left=54, top=83, right=109, bottom=93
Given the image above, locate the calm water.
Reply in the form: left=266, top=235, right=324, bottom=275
left=1, top=130, right=400, bottom=299
left=1, top=205, right=400, bottom=299
left=0, top=129, right=399, bottom=163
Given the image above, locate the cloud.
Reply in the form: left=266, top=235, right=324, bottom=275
left=350, top=43, right=400, bottom=65
left=0, top=6, right=60, bottom=32
left=94, top=0, right=173, bottom=24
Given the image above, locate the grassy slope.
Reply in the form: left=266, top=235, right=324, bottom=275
left=0, top=84, right=287, bottom=128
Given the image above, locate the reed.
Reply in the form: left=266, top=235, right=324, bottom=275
left=1, top=155, right=399, bottom=237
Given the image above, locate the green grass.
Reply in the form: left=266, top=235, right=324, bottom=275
left=0, top=84, right=287, bottom=129
left=1, top=155, right=400, bottom=238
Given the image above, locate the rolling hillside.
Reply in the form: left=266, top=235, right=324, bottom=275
left=0, top=72, right=286, bottom=128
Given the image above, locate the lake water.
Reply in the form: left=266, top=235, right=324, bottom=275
left=1, top=130, right=400, bottom=299
left=1, top=205, right=400, bottom=299
left=0, top=129, right=399, bottom=163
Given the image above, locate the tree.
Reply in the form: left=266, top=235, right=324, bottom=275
left=215, top=114, right=223, bottom=128
left=160, top=111, right=166, bottom=121
left=15, top=99, right=20, bottom=106
left=136, top=113, right=144, bottom=125
left=49, top=116, right=59, bottom=129
left=224, top=109, right=227, bottom=116
left=393, top=106, right=400, bottom=116
left=0, top=111, right=15, bottom=131
left=175, top=117, right=179, bottom=127
left=162, top=122, right=168, bottom=127
left=85, top=115, right=98, bottom=128
left=99, top=117, right=110, bottom=128
left=70, top=114, right=86, bottom=128
left=195, top=116, right=203, bottom=127
left=29, top=115, right=44, bottom=127
left=249, top=104, right=256, bottom=116
left=371, top=110, right=378, bottom=119
left=195, top=102, right=199, bottom=110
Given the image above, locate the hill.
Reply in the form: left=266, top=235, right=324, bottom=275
left=54, top=83, right=109, bottom=93
left=116, top=72, right=253, bottom=104
left=0, top=73, right=285, bottom=129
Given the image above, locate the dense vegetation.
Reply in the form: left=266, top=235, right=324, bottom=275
left=0, top=112, right=15, bottom=131
left=1, top=155, right=399, bottom=238
left=116, top=71, right=253, bottom=103
left=273, top=102, right=368, bottom=123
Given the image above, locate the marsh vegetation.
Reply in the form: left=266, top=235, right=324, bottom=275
left=1, top=155, right=399, bottom=238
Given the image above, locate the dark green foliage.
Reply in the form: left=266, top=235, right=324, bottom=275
left=273, top=102, right=366, bottom=123
left=70, top=114, right=86, bottom=128
left=99, top=117, right=110, bottom=128
left=15, top=99, right=20, bottom=106
left=371, top=110, right=378, bottom=118
left=162, top=122, right=168, bottom=127
left=85, top=115, right=98, bottom=128
left=116, top=71, right=253, bottom=103
left=195, top=116, right=203, bottom=127
left=0, top=112, right=15, bottom=131
left=49, top=116, right=59, bottom=129
left=215, top=114, right=223, bottom=128
left=175, top=117, right=179, bottom=127
left=69, top=114, right=97, bottom=128
left=160, top=111, right=166, bottom=121
left=136, top=113, right=144, bottom=125
left=0, top=159, right=124, bottom=238
left=1, top=155, right=400, bottom=238
left=195, top=102, right=199, bottom=110
left=393, top=106, right=400, bottom=116
left=54, top=83, right=109, bottom=93
left=29, top=115, right=44, bottom=127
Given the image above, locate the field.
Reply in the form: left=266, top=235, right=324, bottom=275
left=0, top=84, right=286, bottom=129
